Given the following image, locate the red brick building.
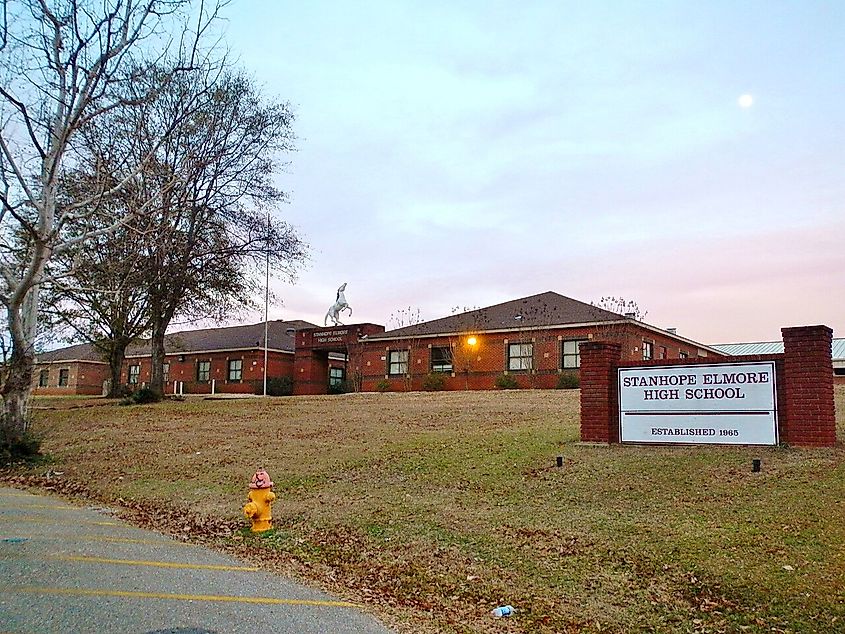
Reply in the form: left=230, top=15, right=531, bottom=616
left=39, top=291, right=837, bottom=397
left=33, top=319, right=335, bottom=396
left=346, top=292, right=723, bottom=392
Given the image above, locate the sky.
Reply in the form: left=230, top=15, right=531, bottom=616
left=215, top=0, right=844, bottom=345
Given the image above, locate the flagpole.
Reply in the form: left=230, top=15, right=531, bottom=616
left=263, top=212, right=270, bottom=397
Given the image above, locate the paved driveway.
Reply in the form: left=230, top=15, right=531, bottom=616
left=0, top=487, right=394, bottom=634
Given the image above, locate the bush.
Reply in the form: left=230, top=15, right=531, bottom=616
left=495, top=374, right=520, bottom=390
left=0, top=429, right=42, bottom=466
left=254, top=377, right=293, bottom=397
left=557, top=371, right=580, bottom=389
left=375, top=379, right=391, bottom=392
left=120, top=387, right=162, bottom=405
left=422, top=372, right=447, bottom=391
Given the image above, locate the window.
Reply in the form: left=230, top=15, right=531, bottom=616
left=658, top=346, right=667, bottom=360
left=162, top=363, right=170, bottom=384
left=562, top=339, right=588, bottom=369
left=58, top=368, right=70, bottom=387
left=679, top=350, right=689, bottom=359
left=508, top=342, right=533, bottom=372
left=643, top=341, right=654, bottom=361
left=228, top=359, right=243, bottom=382
left=329, top=367, right=345, bottom=387
left=388, top=350, right=409, bottom=376
left=835, top=367, right=845, bottom=376
left=430, top=346, right=452, bottom=373
left=38, top=369, right=49, bottom=387
left=128, top=365, right=140, bottom=384
left=197, top=361, right=210, bottom=382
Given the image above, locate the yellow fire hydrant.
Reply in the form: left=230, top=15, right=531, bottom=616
left=243, top=468, right=276, bottom=532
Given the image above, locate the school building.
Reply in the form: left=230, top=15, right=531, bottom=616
left=32, top=291, right=841, bottom=396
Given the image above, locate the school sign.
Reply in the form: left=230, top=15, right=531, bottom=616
left=619, top=362, right=778, bottom=445
left=579, top=325, right=836, bottom=448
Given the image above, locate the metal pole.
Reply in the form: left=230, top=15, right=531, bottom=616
left=263, top=211, right=270, bottom=397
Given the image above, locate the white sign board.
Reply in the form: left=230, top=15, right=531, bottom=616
left=619, top=362, right=778, bottom=445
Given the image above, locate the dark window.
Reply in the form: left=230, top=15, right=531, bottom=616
left=658, top=346, right=667, bottom=360
left=197, top=361, right=210, bottom=382
left=128, top=365, right=140, bottom=385
left=562, top=339, right=588, bottom=369
left=679, top=350, right=689, bottom=359
left=430, top=346, right=452, bottom=373
left=508, top=342, right=533, bottom=372
left=388, top=350, right=409, bottom=376
left=329, top=367, right=345, bottom=387
left=228, top=359, right=243, bottom=381
left=834, top=367, right=845, bottom=376
left=38, top=369, right=49, bottom=387
left=58, top=368, right=69, bottom=387
left=643, top=341, right=654, bottom=360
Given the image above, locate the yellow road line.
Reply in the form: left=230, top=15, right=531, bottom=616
left=48, top=554, right=260, bottom=572
left=1, top=533, right=188, bottom=546
left=3, top=586, right=361, bottom=608
left=70, top=535, right=187, bottom=546
left=0, top=504, right=80, bottom=510
left=1, top=517, right=120, bottom=526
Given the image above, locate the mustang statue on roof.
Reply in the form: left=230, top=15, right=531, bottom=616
left=325, top=283, right=352, bottom=326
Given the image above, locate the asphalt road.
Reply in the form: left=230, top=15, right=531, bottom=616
left=0, top=486, right=395, bottom=634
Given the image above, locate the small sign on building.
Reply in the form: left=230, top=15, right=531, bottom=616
left=619, top=362, right=778, bottom=445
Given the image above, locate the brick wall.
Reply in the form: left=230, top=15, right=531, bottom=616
left=781, top=326, right=836, bottom=446
left=353, top=323, right=720, bottom=393
left=580, top=325, right=836, bottom=448
left=32, top=361, right=109, bottom=396
left=123, top=349, right=296, bottom=395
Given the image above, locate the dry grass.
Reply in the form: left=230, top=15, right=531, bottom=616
left=8, top=386, right=845, bottom=633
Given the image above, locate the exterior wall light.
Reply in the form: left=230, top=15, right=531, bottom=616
left=467, top=336, right=477, bottom=346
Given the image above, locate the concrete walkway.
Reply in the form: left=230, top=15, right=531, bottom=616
left=0, top=487, right=394, bottom=634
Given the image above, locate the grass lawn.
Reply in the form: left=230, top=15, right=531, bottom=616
left=6, top=386, right=844, bottom=633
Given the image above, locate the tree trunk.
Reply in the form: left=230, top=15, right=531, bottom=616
left=1, top=309, right=35, bottom=444
left=105, top=338, right=131, bottom=398
left=149, top=312, right=166, bottom=398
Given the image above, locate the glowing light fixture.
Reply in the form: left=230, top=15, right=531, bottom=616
left=467, top=336, right=478, bottom=346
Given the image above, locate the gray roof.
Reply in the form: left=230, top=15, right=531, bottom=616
left=712, top=338, right=845, bottom=360
left=369, top=291, right=628, bottom=340
left=37, top=319, right=317, bottom=363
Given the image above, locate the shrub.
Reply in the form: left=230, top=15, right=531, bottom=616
left=120, top=387, right=162, bottom=405
left=254, top=377, right=293, bottom=396
left=495, top=374, right=520, bottom=390
left=422, top=372, right=447, bottom=391
left=0, top=429, right=42, bottom=466
left=375, top=379, right=391, bottom=392
left=557, top=371, right=580, bottom=389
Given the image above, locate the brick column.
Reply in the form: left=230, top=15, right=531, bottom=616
left=781, top=325, right=836, bottom=447
left=580, top=342, right=622, bottom=443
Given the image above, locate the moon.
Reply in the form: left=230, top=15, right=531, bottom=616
left=738, top=94, right=754, bottom=108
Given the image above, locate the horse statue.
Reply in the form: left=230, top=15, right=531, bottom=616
left=325, top=283, right=353, bottom=326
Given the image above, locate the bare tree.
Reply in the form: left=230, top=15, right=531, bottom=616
left=70, top=65, right=307, bottom=398
left=0, top=0, right=220, bottom=445
left=590, top=296, right=648, bottom=355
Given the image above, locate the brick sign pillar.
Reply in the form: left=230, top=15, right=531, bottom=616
left=781, top=325, right=836, bottom=447
left=579, top=341, right=622, bottom=443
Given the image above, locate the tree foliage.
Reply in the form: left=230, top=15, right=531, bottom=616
left=0, top=0, right=221, bottom=443
left=49, top=64, right=307, bottom=397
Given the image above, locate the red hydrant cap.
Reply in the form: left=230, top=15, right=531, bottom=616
left=249, top=468, right=274, bottom=489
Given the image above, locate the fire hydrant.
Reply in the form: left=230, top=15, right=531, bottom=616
left=243, top=468, right=276, bottom=532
